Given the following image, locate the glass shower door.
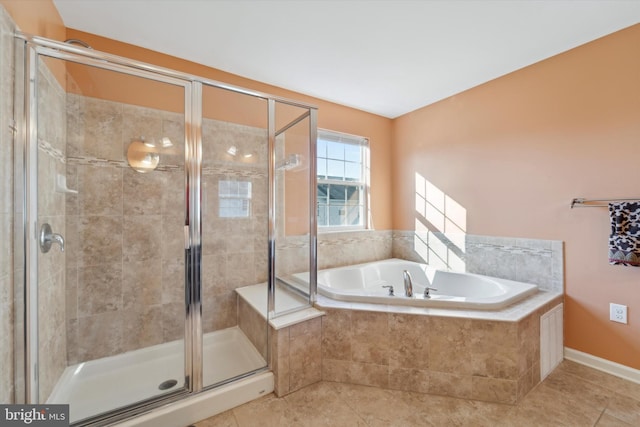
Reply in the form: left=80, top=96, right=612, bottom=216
left=200, top=83, right=269, bottom=388
left=30, top=51, right=190, bottom=423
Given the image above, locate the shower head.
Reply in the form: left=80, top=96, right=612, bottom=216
left=64, top=39, right=93, bottom=49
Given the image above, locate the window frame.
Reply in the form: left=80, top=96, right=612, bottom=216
left=316, top=129, right=369, bottom=232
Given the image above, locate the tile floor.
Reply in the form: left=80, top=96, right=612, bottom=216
left=194, top=361, right=640, bottom=426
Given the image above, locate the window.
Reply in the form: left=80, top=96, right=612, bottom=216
left=219, top=180, right=251, bottom=218
left=317, top=130, right=368, bottom=229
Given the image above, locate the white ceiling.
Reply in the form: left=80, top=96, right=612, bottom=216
left=53, top=0, right=640, bottom=118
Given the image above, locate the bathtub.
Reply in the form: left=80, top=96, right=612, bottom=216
left=47, top=327, right=269, bottom=425
left=314, top=259, right=538, bottom=309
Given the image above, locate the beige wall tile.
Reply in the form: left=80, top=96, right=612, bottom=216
left=389, top=367, right=429, bottom=393
left=470, top=320, right=518, bottom=379
left=351, top=311, right=389, bottom=365
left=429, top=371, right=472, bottom=399
left=289, top=322, right=322, bottom=392
left=471, top=376, right=517, bottom=404
left=321, top=308, right=352, bottom=361
left=322, top=358, right=351, bottom=383
left=272, top=328, right=290, bottom=396
left=77, top=165, right=123, bottom=215
left=429, top=317, right=473, bottom=375
left=348, top=362, right=389, bottom=388
left=238, top=297, right=267, bottom=359
left=389, top=313, right=430, bottom=370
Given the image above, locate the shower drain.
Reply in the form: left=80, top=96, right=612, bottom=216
left=158, top=379, right=178, bottom=390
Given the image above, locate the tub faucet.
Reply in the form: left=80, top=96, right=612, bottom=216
left=402, top=270, right=413, bottom=297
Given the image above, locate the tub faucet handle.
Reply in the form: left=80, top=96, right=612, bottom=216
left=424, top=287, right=438, bottom=298
left=381, top=285, right=394, bottom=296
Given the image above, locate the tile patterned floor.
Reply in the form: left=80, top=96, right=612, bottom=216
left=195, top=361, right=640, bottom=426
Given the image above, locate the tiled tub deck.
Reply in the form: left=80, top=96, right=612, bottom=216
left=237, top=282, right=563, bottom=405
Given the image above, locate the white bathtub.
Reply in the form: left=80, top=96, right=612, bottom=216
left=314, top=259, right=538, bottom=309
left=47, top=327, right=268, bottom=425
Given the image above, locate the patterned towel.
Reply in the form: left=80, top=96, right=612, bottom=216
left=609, top=202, right=640, bottom=266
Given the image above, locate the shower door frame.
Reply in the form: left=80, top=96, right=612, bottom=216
left=15, top=32, right=318, bottom=425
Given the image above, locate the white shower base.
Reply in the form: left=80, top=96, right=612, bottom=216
left=48, top=326, right=268, bottom=423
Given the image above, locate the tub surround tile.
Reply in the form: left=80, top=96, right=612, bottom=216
left=316, top=230, right=393, bottom=271
left=288, top=321, right=322, bottom=392
left=388, top=313, right=430, bottom=370
left=428, top=317, right=474, bottom=375
left=471, top=376, right=517, bottom=404
left=271, top=317, right=323, bottom=397
left=348, top=361, right=390, bottom=389
left=391, top=231, right=563, bottom=293
left=351, top=311, right=389, bottom=365
left=319, top=299, right=563, bottom=404
left=321, top=308, right=352, bottom=360
left=388, top=367, right=430, bottom=394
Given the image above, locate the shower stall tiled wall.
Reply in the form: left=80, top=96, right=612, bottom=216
left=64, top=95, right=186, bottom=364
left=63, top=95, right=271, bottom=364
left=0, top=5, right=15, bottom=405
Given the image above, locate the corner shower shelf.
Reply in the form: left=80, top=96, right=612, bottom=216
left=55, top=174, right=78, bottom=194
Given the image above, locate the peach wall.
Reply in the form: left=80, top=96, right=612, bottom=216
left=0, top=0, right=393, bottom=229
left=64, top=29, right=393, bottom=230
left=1, top=0, right=66, bottom=84
left=392, top=24, right=640, bottom=369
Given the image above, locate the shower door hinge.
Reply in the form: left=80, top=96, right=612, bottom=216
left=184, top=225, right=190, bottom=249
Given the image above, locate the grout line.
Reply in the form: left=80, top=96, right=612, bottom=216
left=592, top=407, right=607, bottom=427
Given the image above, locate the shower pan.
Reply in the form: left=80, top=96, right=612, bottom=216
left=13, top=33, right=317, bottom=426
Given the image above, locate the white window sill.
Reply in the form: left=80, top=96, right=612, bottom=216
left=318, top=226, right=368, bottom=234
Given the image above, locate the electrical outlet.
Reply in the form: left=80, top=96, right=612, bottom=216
left=610, top=303, right=628, bottom=324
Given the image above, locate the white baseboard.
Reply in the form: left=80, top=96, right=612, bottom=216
left=564, top=347, right=640, bottom=385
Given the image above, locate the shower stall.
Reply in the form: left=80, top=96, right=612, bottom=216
left=13, top=33, right=317, bottom=425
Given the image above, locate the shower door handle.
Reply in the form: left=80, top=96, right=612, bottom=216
left=39, top=223, right=65, bottom=253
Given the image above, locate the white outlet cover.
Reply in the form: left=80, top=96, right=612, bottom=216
left=609, top=303, right=628, bottom=324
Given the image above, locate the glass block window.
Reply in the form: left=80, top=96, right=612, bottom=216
left=317, top=130, right=368, bottom=229
left=219, top=180, right=251, bottom=218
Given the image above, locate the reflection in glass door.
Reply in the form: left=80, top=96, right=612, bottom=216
left=29, top=51, right=189, bottom=423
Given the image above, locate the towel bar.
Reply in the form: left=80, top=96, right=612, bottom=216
left=570, top=198, right=640, bottom=208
